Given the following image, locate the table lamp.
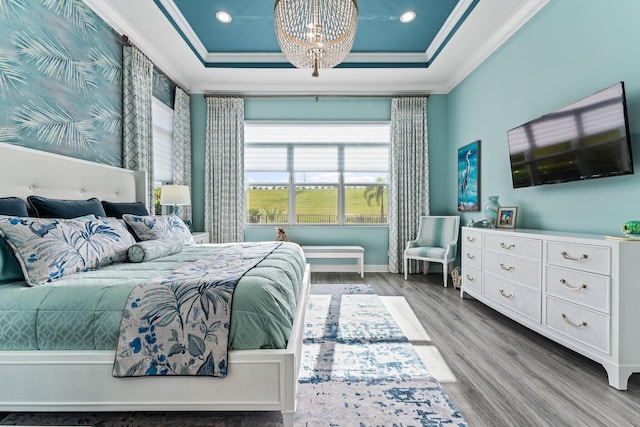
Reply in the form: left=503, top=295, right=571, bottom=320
left=160, top=184, right=191, bottom=216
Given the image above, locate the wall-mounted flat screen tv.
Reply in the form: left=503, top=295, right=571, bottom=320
left=507, top=82, right=633, bottom=188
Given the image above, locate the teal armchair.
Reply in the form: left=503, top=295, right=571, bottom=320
left=403, top=215, right=460, bottom=287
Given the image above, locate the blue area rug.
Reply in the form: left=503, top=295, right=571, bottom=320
left=0, top=284, right=467, bottom=426
left=296, top=284, right=467, bottom=426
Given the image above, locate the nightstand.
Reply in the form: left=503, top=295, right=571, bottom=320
left=192, top=232, right=210, bottom=244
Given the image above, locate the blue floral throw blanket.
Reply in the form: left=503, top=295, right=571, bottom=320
left=112, top=242, right=281, bottom=378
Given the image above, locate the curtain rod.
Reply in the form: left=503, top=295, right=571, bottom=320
left=122, top=35, right=188, bottom=95
left=203, top=93, right=430, bottom=99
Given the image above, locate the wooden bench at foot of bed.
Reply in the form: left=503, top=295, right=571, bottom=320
left=302, top=246, right=365, bottom=278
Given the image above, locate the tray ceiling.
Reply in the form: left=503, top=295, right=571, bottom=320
left=85, top=0, right=549, bottom=94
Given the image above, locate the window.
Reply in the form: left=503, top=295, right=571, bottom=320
left=245, top=122, right=390, bottom=225
left=152, top=97, right=174, bottom=214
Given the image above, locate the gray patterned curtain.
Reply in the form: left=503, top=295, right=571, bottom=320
left=122, top=45, right=154, bottom=211
left=204, top=97, right=245, bottom=243
left=172, top=87, right=192, bottom=224
left=388, top=97, right=429, bottom=273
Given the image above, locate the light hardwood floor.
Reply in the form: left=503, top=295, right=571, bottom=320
left=314, top=271, right=640, bottom=427
left=1, top=272, right=638, bottom=426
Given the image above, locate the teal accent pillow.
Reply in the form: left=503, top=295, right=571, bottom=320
left=127, top=238, right=184, bottom=263
left=123, top=214, right=194, bottom=246
left=0, top=197, right=28, bottom=217
left=0, top=238, right=23, bottom=284
left=101, top=201, right=149, bottom=219
left=0, top=216, right=136, bottom=286
left=27, top=196, right=106, bottom=219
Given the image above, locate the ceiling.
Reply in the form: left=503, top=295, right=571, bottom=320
left=157, top=0, right=468, bottom=68
left=86, top=0, right=549, bottom=95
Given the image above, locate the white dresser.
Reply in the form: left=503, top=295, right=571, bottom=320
left=461, top=226, right=640, bottom=390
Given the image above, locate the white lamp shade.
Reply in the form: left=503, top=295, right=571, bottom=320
left=160, top=185, right=191, bottom=206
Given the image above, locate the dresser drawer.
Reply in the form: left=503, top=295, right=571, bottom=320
left=462, top=245, right=482, bottom=270
left=462, top=229, right=482, bottom=248
left=484, top=251, right=542, bottom=290
left=546, top=265, right=610, bottom=313
left=484, top=233, right=542, bottom=261
left=545, top=297, right=610, bottom=354
left=462, top=265, right=482, bottom=294
left=546, top=241, right=610, bottom=275
left=484, top=273, right=541, bottom=322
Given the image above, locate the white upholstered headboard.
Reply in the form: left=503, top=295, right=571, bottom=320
left=0, top=142, right=147, bottom=207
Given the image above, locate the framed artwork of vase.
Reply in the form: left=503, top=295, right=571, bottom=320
left=458, top=140, right=480, bottom=211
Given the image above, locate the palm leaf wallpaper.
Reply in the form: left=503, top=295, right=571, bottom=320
left=0, top=0, right=122, bottom=166
left=0, top=0, right=26, bottom=15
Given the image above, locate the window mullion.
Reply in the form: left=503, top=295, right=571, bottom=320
left=288, top=145, right=295, bottom=225
left=338, top=145, right=344, bottom=225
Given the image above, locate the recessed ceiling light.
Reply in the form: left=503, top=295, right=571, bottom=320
left=400, top=10, right=416, bottom=24
left=216, top=10, right=232, bottom=24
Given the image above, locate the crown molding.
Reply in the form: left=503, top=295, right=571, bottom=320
left=202, top=51, right=427, bottom=65
left=426, top=0, right=476, bottom=61
left=442, top=0, right=550, bottom=93
left=155, top=0, right=208, bottom=60
left=83, top=0, right=192, bottom=90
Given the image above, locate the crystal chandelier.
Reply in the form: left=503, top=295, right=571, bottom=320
left=274, top=0, right=358, bottom=78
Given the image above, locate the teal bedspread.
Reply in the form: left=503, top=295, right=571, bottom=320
left=0, top=242, right=305, bottom=351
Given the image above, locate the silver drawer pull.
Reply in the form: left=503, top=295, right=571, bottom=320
left=466, top=236, right=476, bottom=242
left=500, top=242, right=515, bottom=249
left=466, top=253, right=475, bottom=260
left=560, top=279, right=587, bottom=291
left=561, top=313, right=587, bottom=328
left=466, top=274, right=475, bottom=281
left=499, top=263, right=514, bottom=271
left=560, top=251, right=588, bottom=261
left=499, top=289, right=514, bottom=298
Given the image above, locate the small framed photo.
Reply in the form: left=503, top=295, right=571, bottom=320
left=496, top=206, right=518, bottom=229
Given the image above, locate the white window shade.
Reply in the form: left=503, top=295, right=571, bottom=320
left=245, top=146, right=288, bottom=171
left=344, top=146, right=388, bottom=171
left=294, top=146, right=338, bottom=171
left=152, top=97, right=174, bottom=183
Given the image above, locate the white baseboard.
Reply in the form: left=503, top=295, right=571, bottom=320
left=308, top=264, right=446, bottom=274
left=309, top=264, right=389, bottom=274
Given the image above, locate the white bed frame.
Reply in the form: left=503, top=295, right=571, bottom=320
left=0, top=142, right=311, bottom=427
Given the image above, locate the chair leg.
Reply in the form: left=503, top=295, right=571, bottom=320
left=404, top=257, right=408, bottom=280
left=442, top=262, right=448, bottom=288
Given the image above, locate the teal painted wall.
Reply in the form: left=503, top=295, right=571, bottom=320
left=443, top=0, right=640, bottom=235
left=426, top=95, right=449, bottom=215
left=190, top=94, right=207, bottom=232
left=190, top=96, right=393, bottom=265
left=244, top=97, right=392, bottom=121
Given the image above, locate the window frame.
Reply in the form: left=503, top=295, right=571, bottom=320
left=245, top=121, right=390, bottom=226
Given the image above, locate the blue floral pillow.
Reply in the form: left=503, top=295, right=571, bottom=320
left=122, top=214, right=194, bottom=246
left=0, top=216, right=136, bottom=286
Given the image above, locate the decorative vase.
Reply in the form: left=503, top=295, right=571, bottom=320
left=484, top=196, right=500, bottom=225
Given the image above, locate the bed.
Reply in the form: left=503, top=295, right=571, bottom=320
left=0, top=142, right=311, bottom=427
